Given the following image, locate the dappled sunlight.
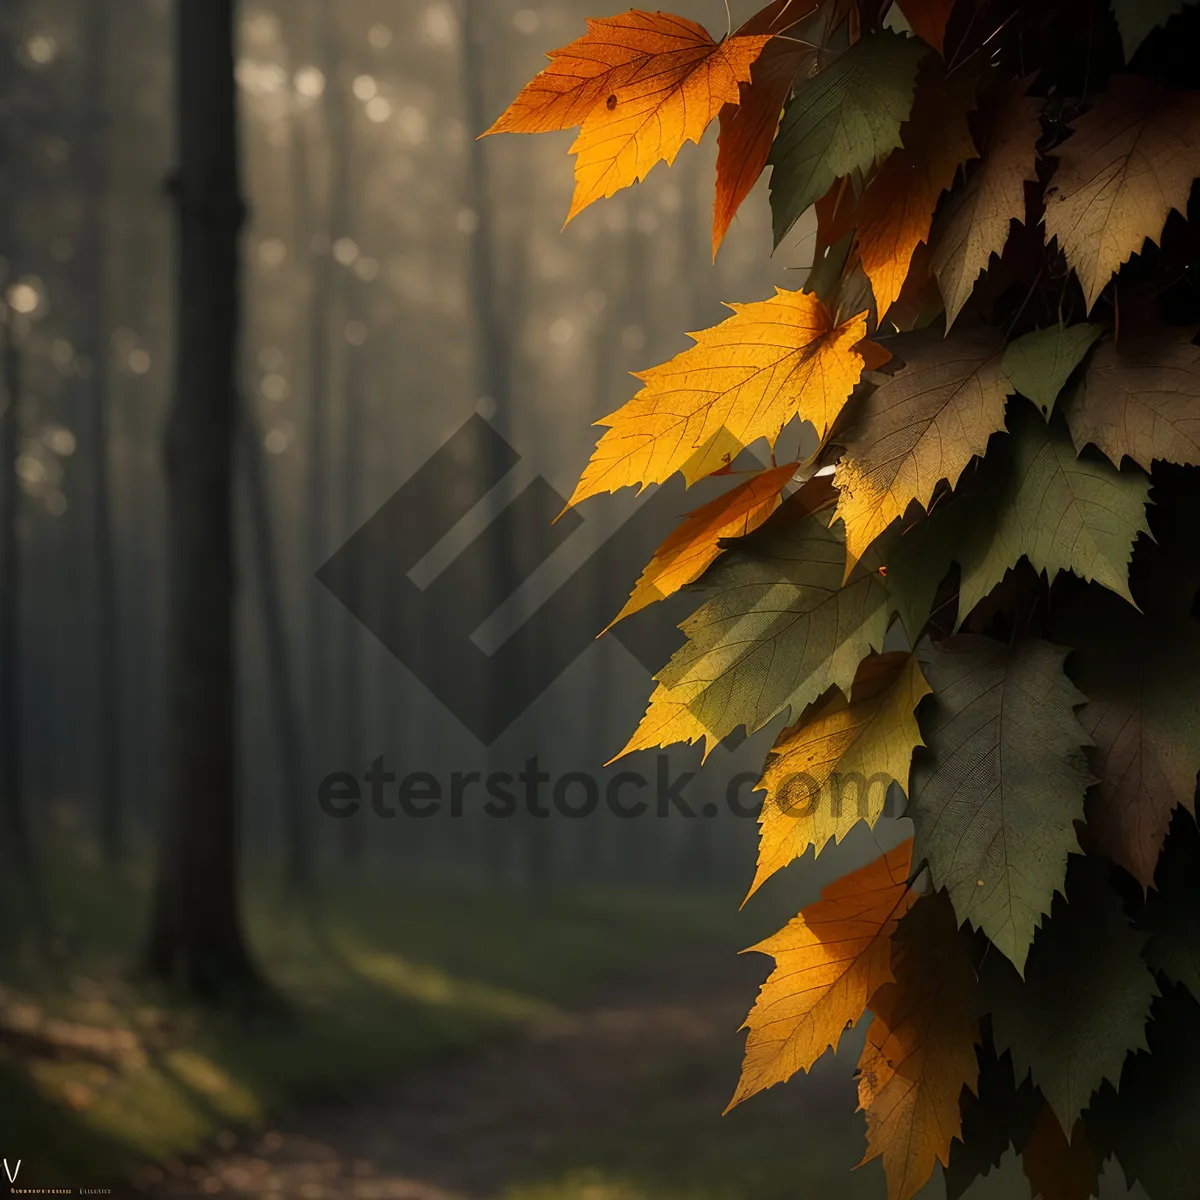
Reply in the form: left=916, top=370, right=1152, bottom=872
left=332, top=943, right=560, bottom=1023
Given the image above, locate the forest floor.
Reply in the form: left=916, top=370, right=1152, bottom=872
left=141, top=949, right=892, bottom=1200
left=2, top=862, right=1139, bottom=1199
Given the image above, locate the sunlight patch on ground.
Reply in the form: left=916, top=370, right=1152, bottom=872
left=337, top=943, right=560, bottom=1022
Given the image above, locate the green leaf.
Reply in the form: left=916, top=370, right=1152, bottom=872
left=983, top=857, right=1158, bottom=1133
left=883, top=493, right=977, bottom=640
left=617, top=511, right=892, bottom=757
left=768, top=29, right=926, bottom=247
left=910, top=635, right=1091, bottom=973
left=956, top=406, right=1151, bottom=623
left=1111, top=0, right=1198, bottom=59
left=1001, top=324, right=1103, bottom=418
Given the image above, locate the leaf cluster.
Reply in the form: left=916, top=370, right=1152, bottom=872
left=489, top=0, right=1200, bottom=1195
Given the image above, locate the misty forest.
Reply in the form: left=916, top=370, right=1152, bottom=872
left=0, top=0, right=1193, bottom=1196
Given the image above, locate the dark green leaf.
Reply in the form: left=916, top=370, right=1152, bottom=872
left=983, top=858, right=1158, bottom=1132
left=768, top=29, right=926, bottom=246
left=1001, top=324, right=1102, bottom=417
left=911, top=636, right=1091, bottom=972
left=956, top=405, right=1150, bottom=622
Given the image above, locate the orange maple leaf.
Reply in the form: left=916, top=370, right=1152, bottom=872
left=567, top=288, right=872, bottom=507
left=856, top=65, right=979, bottom=320
left=712, top=0, right=852, bottom=255
left=604, top=461, right=805, bottom=631
left=727, top=839, right=916, bottom=1110
left=857, top=892, right=980, bottom=1200
left=485, top=12, right=770, bottom=221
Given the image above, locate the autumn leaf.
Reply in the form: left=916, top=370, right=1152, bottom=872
left=929, top=79, right=1042, bottom=328
left=768, top=29, right=928, bottom=246
left=484, top=12, right=770, bottom=220
left=955, top=405, right=1151, bottom=621
left=1064, top=328, right=1200, bottom=470
left=983, top=858, right=1158, bottom=1131
left=815, top=176, right=859, bottom=258
left=484, top=10, right=675, bottom=136
left=566, top=22, right=772, bottom=220
left=604, top=461, right=802, bottom=630
left=1111, top=0, right=1198, bottom=60
left=857, top=892, right=980, bottom=1200
left=1062, top=586, right=1200, bottom=889
left=855, top=65, right=979, bottom=320
left=1020, top=1106, right=1101, bottom=1200
left=1001, top=323, right=1103, bottom=418
left=615, top=510, right=891, bottom=758
left=911, top=636, right=1091, bottom=973
left=567, top=289, right=870, bottom=507
left=749, top=653, right=930, bottom=899
left=728, top=838, right=916, bottom=1110
left=832, top=325, right=1009, bottom=577
left=712, top=0, right=846, bottom=255
left=1044, top=76, right=1200, bottom=312
left=894, top=0, right=958, bottom=53
left=715, top=42, right=810, bottom=255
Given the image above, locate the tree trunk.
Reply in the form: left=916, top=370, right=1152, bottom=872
left=321, top=5, right=365, bottom=866
left=0, top=301, right=40, bottom=933
left=84, top=0, right=124, bottom=866
left=0, top=0, right=43, bottom=941
left=241, top=408, right=311, bottom=900
left=143, top=0, right=266, bottom=1003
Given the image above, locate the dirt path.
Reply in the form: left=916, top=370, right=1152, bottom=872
left=142, top=953, right=826, bottom=1200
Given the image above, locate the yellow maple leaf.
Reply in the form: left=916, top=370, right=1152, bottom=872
left=604, top=462, right=808, bottom=632
left=832, top=326, right=1009, bottom=577
left=856, top=66, right=979, bottom=320
left=748, top=653, right=931, bottom=900
left=857, top=892, right=980, bottom=1200
left=1044, top=76, right=1200, bottom=312
left=568, top=289, right=871, bottom=508
left=728, top=838, right=916, bottom=1110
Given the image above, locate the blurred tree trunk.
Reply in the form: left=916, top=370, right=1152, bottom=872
left=241, top=408, right=310, bottom=900
left=278, top=10, right=315, bottom=898
left=459, top=0, right=554, bottom=892
left=0, top=4, right=43, bottom=941
left=326, top=9, right=362, bottom=864
left=303, top=0, right=336, bottom=873
left=143, top=0, right=265, bottom=1002
left=84, top=0, right=124, bottom=865
left=619, top=216, right=650, bottom=885
left=0, top=300, right=40, bottom=932
left=675, top=157, right=714, bottom=888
